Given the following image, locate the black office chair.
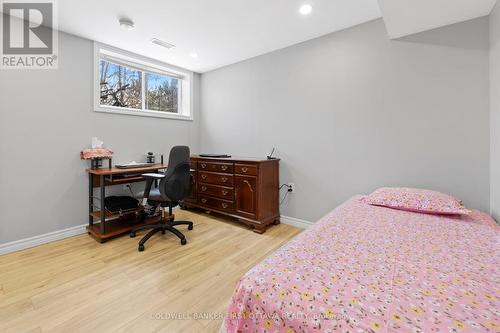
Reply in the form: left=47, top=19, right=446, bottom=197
left=130, top=146, right=193, bottom=252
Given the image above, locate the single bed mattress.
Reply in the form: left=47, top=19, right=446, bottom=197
left=221, top=196, right=499, bottom=333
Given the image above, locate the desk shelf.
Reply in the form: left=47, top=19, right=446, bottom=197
left=105, top=176, right=145, bottom=186
left=87, top=215, right=161, bottom=242
left=88, top=207, right=144, bottom=220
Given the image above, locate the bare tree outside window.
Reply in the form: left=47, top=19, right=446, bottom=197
left=95, top=50, right=188, bottom=119
left=145, top=73, right=179, bottom=113
left=99, top=60, right=142, bottom=109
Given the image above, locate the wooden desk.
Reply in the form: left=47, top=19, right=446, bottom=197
left=87, top=164, right=167, bottom=242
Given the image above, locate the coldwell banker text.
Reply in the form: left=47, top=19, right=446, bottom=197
left=1, top=1, right=58, bottom=69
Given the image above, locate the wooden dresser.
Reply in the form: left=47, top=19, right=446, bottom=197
left=181, top=156, right=280, bottom=233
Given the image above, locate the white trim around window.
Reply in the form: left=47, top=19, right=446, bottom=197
left=93, top=42, right=194, bottom=121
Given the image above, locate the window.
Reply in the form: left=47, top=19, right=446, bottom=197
left=94, top=43, right=193, bottom=120
left=99, top=61, right=142, bottom=109
left=145, top=72, right=179, bottom=113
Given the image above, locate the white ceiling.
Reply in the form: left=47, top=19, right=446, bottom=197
left=378, top=0, right=497, bottom=39
left=2, top=0, right=496, bottom=72
left=53, top=0, right=382, bottom=73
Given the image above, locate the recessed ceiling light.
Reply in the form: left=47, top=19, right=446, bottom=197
left=299, top=4, right=313, bottom=15
left=189, top=52, right=198, bottom=59
left=119, top=18, right=135, bottom=30
left=151, top=38, right=176, bottom=49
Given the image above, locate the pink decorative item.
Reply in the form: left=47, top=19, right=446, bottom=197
left=80, top=148, right=114, bottom=160
left=221, top=196, right=498, bottom=333
left=360, top=187, right=470, bottom=215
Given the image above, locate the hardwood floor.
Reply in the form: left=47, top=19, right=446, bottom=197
left=0, top=210, right=301, bottom=333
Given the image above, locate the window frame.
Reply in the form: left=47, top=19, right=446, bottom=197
left=93, top=43, right=194, bottom=121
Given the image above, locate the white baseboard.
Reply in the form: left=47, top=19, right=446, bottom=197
left=280, top=215, right=314, bottom=229
left=0, top=224, right=87, bottom=256
left=0, top=205, right=184, bottom=256
left=0, top=212, right=309, bottom=256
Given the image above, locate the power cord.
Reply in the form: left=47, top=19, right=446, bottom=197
left=279, top=184, right=292, bottom=190
left=279, top=184, right=293, bottom=205
left=125, top=184, right=135, bottom=197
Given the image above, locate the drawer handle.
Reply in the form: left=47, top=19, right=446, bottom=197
left=201, top=163, right=207, bottom=168
left=201, top=198, right=207, bottom=204
left=201, top=174, right=207, bottom=180
left=221, top=177, right=228, bottom=183
left=241, top=167, right=248, bottom=173
left=201, top=186, right=207, bottom=191
left=221, top=190, right=228, bottom=196
left=221, top=203, right=228, bottom=209
left=221, top=165, right=228, bottom=171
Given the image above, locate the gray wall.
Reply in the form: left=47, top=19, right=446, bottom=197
left=491, top=3, right=500, bottom=221
left=200, top=18, right=490, bottom=222
left=0, top=16, right=492, bottom=244
left=0, top=31, right=200, bottom=244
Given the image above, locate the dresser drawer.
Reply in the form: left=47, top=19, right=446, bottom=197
left=198, top=172, right=234, bottom=186
left=235, top=164, right=258, bottom=176
left=198, top=161, right=233, bottom=173
left=198, top=195, right=234, bottom=212
left=198, top=183, right=234, bottom=200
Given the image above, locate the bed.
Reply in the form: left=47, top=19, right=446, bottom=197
left=221, top=195, right=499, bottom=333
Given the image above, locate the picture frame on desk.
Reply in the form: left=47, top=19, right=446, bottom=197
left=90, top=157, right=112, bottom=169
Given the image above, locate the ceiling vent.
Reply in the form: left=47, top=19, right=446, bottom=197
left=151, top=38, right=176, bottom=49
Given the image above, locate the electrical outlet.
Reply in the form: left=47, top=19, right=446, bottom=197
left=288, top=183, right=295, bottom=193
left=123, top=184, right=133, bottom=195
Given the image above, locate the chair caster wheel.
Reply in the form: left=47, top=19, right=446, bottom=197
left=138, top=244, right=145, bottom=252
left=181, top=238, right=187, bottom=245
left=161, top=230, right=166, bottom=234
left=130, top=232, right=136, bottom=238
left=188, top=224, right=193, bottom=230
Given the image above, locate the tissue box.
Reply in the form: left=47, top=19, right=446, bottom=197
left=80, top=148, right=114, bottom=160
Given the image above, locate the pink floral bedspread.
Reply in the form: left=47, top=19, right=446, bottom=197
left=222, top=196, right=499, bottom=333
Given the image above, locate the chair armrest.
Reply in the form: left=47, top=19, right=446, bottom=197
left=142, top=173, right=165, bottom=179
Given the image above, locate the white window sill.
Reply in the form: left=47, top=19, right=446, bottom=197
left=94, top=106, right=193, bottom=121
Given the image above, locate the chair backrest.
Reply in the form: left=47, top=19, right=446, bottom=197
left=159, top=146, right=191, bottom=201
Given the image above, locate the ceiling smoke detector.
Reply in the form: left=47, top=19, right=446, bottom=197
left=119, top=18, right=135, bottom=30
left=151, top=38, right=176, bottom=49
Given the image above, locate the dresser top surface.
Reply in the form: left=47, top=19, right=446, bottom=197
left=191, top=155, right=279, bottom=163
